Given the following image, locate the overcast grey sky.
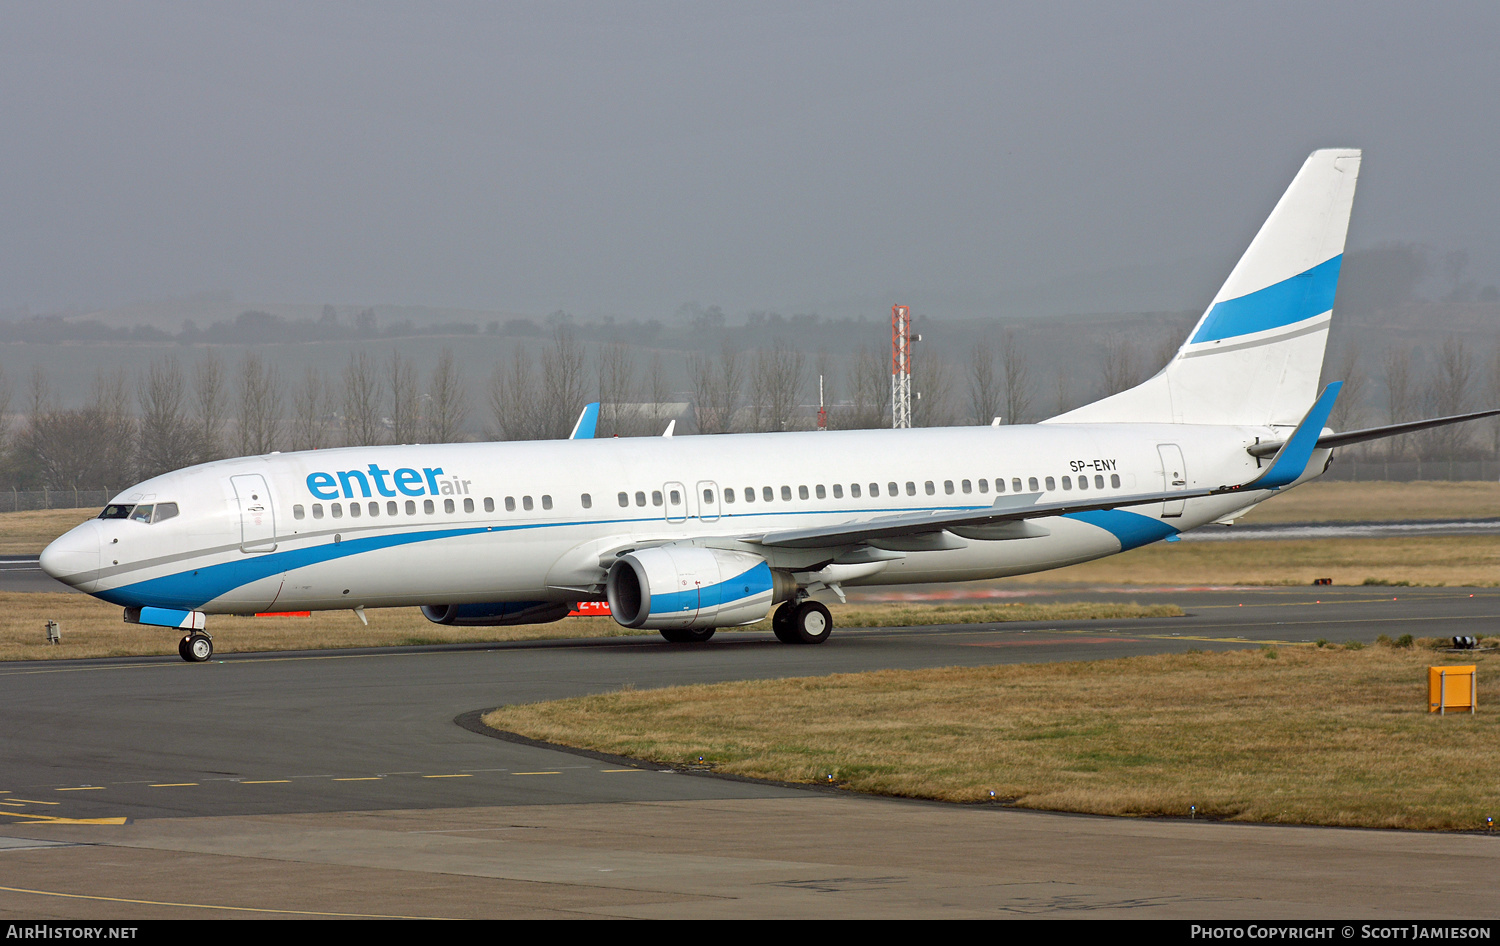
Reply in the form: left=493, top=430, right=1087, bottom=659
left=3, top=1, right=1498, bottom=321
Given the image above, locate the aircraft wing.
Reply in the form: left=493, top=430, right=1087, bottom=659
left=756, top=382, right=1346, bottom=551
left=753, top=487, right=1218, bottom=549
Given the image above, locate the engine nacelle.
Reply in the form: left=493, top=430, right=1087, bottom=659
left=607, top=547, right=776, bottom=630
left=421, top=601, right=573, bottom=627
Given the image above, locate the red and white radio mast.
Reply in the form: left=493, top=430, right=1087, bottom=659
left=891, top=304, right=913, bottom=428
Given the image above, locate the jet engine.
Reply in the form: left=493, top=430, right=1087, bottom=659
left=420, top=601, right=573, bottom=627
left=606, top=547, right=782, bottom=630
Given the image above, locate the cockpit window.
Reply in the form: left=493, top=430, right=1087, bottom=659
left=153, top=502, right=179, bottom=523
left=99, top=504, right=134, bottom=520
left=128, top=504, right=154, bottom=523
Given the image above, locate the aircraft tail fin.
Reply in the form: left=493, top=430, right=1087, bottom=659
left=1049, top=148, right=1362, bottom=428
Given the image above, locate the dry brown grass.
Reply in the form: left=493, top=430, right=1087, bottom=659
left=1238, top=480, right=1500, bottom=524
left=0, top=594, right=1180, bottom=661
left=484, top=644, right=1500, bottom=831
left=0, top=509, right=97, bottom=554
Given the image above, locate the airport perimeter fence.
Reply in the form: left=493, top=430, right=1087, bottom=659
left=1, top=489, right=115, bottom=513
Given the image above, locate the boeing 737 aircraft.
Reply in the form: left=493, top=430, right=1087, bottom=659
left=38, top=149, right=1499, bottom=661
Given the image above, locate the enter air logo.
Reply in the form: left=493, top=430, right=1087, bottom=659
left=306, top=465, right=472, bottom=499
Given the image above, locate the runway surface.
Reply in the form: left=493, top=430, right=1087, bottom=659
left=2, top=586, right=1498, bottom=918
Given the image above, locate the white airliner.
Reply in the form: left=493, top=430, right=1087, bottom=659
left=39, top=149, right=1498, bottom=661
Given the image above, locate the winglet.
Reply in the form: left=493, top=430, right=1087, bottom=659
left=569, top=403, right=600, bottom=439
left=1245, top=382, right=1342, bottom=490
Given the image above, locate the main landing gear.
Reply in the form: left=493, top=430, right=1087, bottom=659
left=658, top=627, right=716, bottom=644
left=178, top=631, right=213, bottom=662
left=772, top=600, right=833, bottom=645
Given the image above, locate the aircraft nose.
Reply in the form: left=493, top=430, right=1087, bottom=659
left=39, top=521, right=102, bottom=587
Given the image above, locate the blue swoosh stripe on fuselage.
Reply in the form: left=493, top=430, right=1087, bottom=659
left=97, top=496, right=1146, bottom=610
left=1063, top=509, right=1178, bottom=551
left=95, top=526, right=495, bottom=610
left=1190, top=255, right=1341, bottom=344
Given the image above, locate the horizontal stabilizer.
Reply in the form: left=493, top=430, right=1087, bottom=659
left=1242, top=382, right=1341, bottom=490
left=1248, top=407, right=1500, bottom=457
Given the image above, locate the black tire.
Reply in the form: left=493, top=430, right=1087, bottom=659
left=771, top=603, right=798, bottom=644
left=659, top=626, right=716, bottom=644
left=185, top=633, right=213, bottom=662
left=787, top=601, right=833, bottom=645
left=177, top=635, right=192, bottom=662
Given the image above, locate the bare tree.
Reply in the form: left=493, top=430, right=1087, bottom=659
left=1099, top=334, right=1143, bottom=397
left=541, top=326, right=588, bottom=439
left=490, top=345, right=543, bottom=441
left=844, top=345, right=888, bottom=429
left=750, top=340, right=805, bottom=432
left=967, top=336, right=1001, bottom=425
left=23, top=369, right=136, bottom=490
left=193, top=353, right=228, bottom=461
left=236, top=353, right=282, bottom=456
left=1383, top=345, right=1416, bottom=459
left=646, top=352, right=671, bottom=434
left=1000, top=329, right=1031, bottom=425
left=425, top=348, right=468, bottom=443
left=913, top=349, right=955, bottom=427
left=689, top=343, right=744, bottom=434
left=342, top=350, right=384, bottom=446
left=388, top=350, right=420, bottom=444
left=1325, top=341, right=1364, bottom=433
left=137, top=355, right=199, bottom=478
left=596, top=341, right=637, bottom=437
left=1422, top=334, right=1474, bottom=458
left=289, top=366, right=331, bottom=452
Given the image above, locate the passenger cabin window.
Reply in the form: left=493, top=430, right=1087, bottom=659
left=1062, top=476, right=1072, bottom=490
left=960, top=480, right=971, bottom=494
left=667, top=490, right=679, bottom=505
left=1045, top=476, right=1056, bottom=491
left=1110, top=474, right=1121, bottom=488
left=505, top=497, right=516, bottom=511
left=423, top=499, right=435, bottom=514
left=312, top=504, right=324, bottom=519
left=1077, top=476, right=1088, bottom=491
left=484, top=497, right=494, bottom=512
left=906, top=482, right=916, bottom=496
left=703, top=488, right=714, bottom=503
left=332, top=503, right=343, bottom=519
left=542, top=495, right=553, bottom=510
left=763, top=487, right=773, bottom=502
left=744, top=487, right=755, bottom=502
left=781, top=486, right=792, bottom=501
left=464, top=497, right=474, bottom=513
left=979, top=479, right=990, bottom=493
left=581, top=493, right=592, bottom=509
left=651, top=491, right=662, bottom=507
left=349, top=503, right=361, bottom=518
left=1096, top=475, right=1105, bottom=489
left=445, top=498, right=456, bottom=514
left=387, top=501, right=398, bottom=515
left=635, top=491, right=647, bottom=507
left=723, top=489, right=735, bottom=504
left=618, top=492, right=629, bottom=508
left=1025, top=478, right=1036, bottom=492
left=523, top=496, right=534, bottom=511
left=369, top=501, right=380, bottom=516
left=406, top=500, right=417, bottom=515
left=832, top=484, right=842, bottom=499
left=926, top=481, right=936, bottom=495
left=293, top=504, right=305, bottom=520
left=851, top=483, right=861, bottom=498
left=887, top=482, right=897, bottom=496
left=798, top=486, right=809, bottom=500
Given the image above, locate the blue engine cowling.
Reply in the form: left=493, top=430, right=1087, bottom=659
left=421, top=601, right=573, bottom=626
left=606, top=547, right=775, bottom=630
